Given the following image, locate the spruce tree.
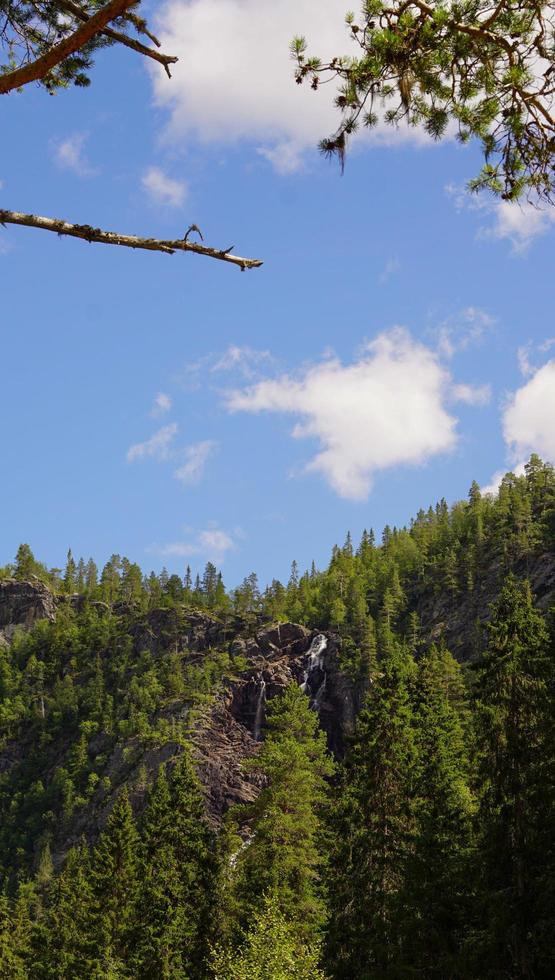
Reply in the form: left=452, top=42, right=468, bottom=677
left=88, top=790, right=141, bottom=977
left=401, top=644, right=475, bottom=978
left=325, top=640, right=417, bottom=980
left=473, top=577, right=555, bottom=978
left=134, top=754, right=218, bottom=979
left=0, top=889, right=30, bottom=979
left=41, top=844, right=93, bottom=979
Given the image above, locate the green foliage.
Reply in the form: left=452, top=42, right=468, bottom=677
left=294, top=2, right=555, bottom=202
left=229, top=685, right=334, bottom=944
left=326, top=639, right=418, bottom=978
left=134, top=754, right=218, bottom=979
left=472, top=576, right=555, bottom=977
left=0, top=454, right=554, bottom=977
left=212, top=892, right=328, bottom=980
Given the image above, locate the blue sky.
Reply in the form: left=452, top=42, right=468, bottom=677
left=1, top=0, right=554, bottom=588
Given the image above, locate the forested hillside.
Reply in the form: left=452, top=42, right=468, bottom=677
left=1, top=454, right=554, bottom=978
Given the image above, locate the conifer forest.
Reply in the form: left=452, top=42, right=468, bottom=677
left=3, top=0, right=555, bottom=975
left=1, top=456, right=555, bottom=977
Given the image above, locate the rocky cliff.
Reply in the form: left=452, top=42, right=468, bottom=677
left=0, top=581, right=361, bottom=854
left=1, top=558, right=554, bottom=858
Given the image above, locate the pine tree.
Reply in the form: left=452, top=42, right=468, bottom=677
left=14, top=543, right=38, bottom=582
left=231, top=685, right=333, bottom=945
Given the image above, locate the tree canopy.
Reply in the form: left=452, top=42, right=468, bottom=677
left=293, top=0, right=555, bottom=202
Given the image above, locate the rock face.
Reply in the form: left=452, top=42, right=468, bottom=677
left=193, top=624, right=361, bottom=822
left=2, top=560, right=554, bottom=838
left=0, top=578, right=56, bottom=645
left=413, top=551, right=555, bottom=661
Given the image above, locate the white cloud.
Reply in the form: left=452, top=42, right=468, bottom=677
left=180, top=345, right=274, bottom=389
left=485, top=201, right=555, bottom=253
left=482, top=460, right=527, bottom=497
left=436, top=306, right=496, bottom=358
left=151, top=0, right=432, bottom=172
left=142, top=166, right=187, bottom=207
left=503, top=360, right=555, bottom=463
left=225, top=328, right=478, bottom=501
left=517, top=339, right=555, bottom=378
left=210, top=345, right=274, bottom=376
left=156, top=524, right=235, bottom=563
left=447, top=184, right=555, bottom=252
left=452, top=382, right=491, bottom=407
left=151, top=392, right=172, bottom=416
left=52, top=133, right=96, bottom=177
left=174, top=440, right=217, bottom=484
left=126, top=422, right=178, bottom=462
left=379, top=257, right=401, bottom=285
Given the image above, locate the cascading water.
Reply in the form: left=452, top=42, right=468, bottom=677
left=253, top=676, right=266, bottom=741
left=300, top=633, right=327, bottom=709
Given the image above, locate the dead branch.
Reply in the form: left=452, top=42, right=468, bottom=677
left=0, top=209, right=263, bottom=271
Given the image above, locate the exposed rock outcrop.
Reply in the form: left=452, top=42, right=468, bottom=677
left=0, top=578, right=56, bottom=645
left=413, top=551, right=555, bottom=661
left=192, top=624, right=360, bottom=822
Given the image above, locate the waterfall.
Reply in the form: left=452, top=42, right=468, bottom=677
left=253, top=676, right=266, bottom=741
left=300, top=633, right=327, bottom=708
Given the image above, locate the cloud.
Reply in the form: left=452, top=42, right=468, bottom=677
left=447, top=184, right=555, bottom=252
left=379, top=257, right=401, bottom=285
left=210, top=345, right=274, bottom=376
left=151, top=0, right=432, bottom=172
left=180, top=345, right=275, bottom=389
left=156, top=524, right=236, bottom=563
left=452, top=383, right=491, bottom=406
left=482, top=460, right=527, bottom=497
left=485, top=201, right=555, bottom=253
left=517, top=339, right=555, bottom=378
left=174, top=440, right=217, bottom=485
left=126, top=423, right=178, bottom=463
left=436, top=306, right=496, bottom=358
left=151, top=392, right=172, bottom=416
left=225, top=328, right=481, bottom=501
left=52, top=133, right=96, bottom=177
left=502, top=360, right=555, bottom=463
left=142, top=167, right=187, bottom=207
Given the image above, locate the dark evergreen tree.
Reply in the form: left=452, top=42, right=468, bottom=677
left=401, top=644, right=475, bottom=978
left=326, top=640, right=417, bottom=979
left=88, top=790, right=140, bottom=976
left=473, top=577, right=555, bottom=978
left=134, top=754, right=217, bottom=979
left=41, top=845, right=93, bottom=979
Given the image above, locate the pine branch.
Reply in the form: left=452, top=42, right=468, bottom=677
left=0, top=0, right=138, bottom=94
left=52, top=0, right=178, bottom=77
left=0, top=209, right=263, bottom=271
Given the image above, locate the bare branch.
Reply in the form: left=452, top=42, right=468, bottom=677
left=0, top=209, right=263, bottom=271
left=52, top=0, right=178, bottom=75
left=0, top=0, right=138, bottom=94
